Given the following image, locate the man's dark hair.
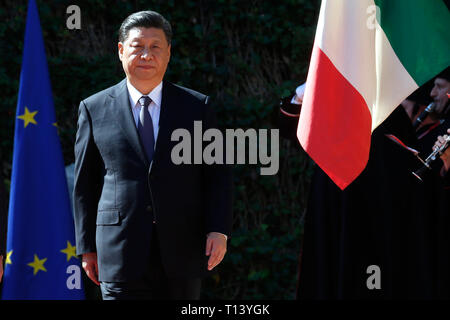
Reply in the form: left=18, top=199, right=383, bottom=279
left=406, top=84, right=432, bottom=107
left=435, top=66, right=450, bottom=82
left=119, top=11, right=172, bottom=45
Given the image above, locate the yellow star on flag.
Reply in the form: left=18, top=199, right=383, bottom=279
left=5, top=250, right=13, bottom=265
left=60, top=241, right=78, bottom=262
left=17, top=107, right=38, bottom=128
left=27, top=254, right=47, bottom=275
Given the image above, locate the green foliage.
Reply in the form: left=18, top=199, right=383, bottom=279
left=0, top=0, right=319, bottom=299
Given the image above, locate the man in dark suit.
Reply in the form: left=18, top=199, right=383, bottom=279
left=73, top=10, right=232, bottom=300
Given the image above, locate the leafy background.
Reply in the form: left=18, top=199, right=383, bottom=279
left=0, top=0, right=320, bottom=299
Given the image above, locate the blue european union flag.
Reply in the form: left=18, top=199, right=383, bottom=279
left=1, top=0, right=85, bottom=300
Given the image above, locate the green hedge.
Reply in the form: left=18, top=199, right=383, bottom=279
left=0, top=0, right=319, bottom=299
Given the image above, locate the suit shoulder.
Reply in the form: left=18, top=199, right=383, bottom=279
left=81, top=80, right=126, bottom=108
left=169, top=82, right=208, bottom=103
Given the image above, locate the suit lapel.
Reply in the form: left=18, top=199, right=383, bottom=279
left=151, top=80, right=175, bottom=173
left=109, top=79, right=149, bottom=167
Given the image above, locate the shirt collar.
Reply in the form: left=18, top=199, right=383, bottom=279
left=126, top=79, right=163, bottom=108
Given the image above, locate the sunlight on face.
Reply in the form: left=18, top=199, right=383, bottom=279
left=118, top=27, right=171, bottom=92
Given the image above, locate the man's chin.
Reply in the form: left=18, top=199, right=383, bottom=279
left=433, top=103, right=450, bottom=119
left=133, top=72, right=158, bottom=81
left=129, top=74, right=163, bottom=87
left=135, top=69, right=155, bottom=76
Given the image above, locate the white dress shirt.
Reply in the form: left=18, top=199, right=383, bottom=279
left=126, top=79, right=162, bottom=142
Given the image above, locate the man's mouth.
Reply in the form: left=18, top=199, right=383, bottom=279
left=137, top=65, right=154, bottom=69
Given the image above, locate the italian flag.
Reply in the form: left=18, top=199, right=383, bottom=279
left=298, top=0, right=450, bottom=190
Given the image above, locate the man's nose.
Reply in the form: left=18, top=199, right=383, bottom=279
left=430, top=86, right=437, bottom=99
left=141, top=48, right=152, bottom=61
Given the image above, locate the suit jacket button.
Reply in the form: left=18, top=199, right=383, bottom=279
left=146, top=205, right=152, bottom=213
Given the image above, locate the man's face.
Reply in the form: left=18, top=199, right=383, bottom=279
left=430, top=77, right=450, bottom=116
left=118, top=27, right=171, bottom=90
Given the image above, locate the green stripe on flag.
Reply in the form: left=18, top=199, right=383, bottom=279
left=374, top=0, right=450, bottom=85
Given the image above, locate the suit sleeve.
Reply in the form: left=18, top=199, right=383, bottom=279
left=73, top=101, right=103, bottom=255
left=202, top=96, right=233, bottom=237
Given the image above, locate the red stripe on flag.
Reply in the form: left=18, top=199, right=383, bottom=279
left=297, top=46, right=372, bottom=190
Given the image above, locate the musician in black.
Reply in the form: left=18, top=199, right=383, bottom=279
left=412, top=66, right=450, bottom=298
left=278, top=82, right=435, bottom=299
left=416, top=67, right=450, bottom=158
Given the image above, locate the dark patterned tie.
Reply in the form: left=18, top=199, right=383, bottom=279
left=137, top=96, right=155, bottom=162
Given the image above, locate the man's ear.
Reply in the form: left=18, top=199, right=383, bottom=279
left=118, top=42, right=124, bottom=61
left=167, top=44, right=171, bottom=61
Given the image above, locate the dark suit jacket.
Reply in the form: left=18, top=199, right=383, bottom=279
left=74, top=79, right=232, bottom=282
